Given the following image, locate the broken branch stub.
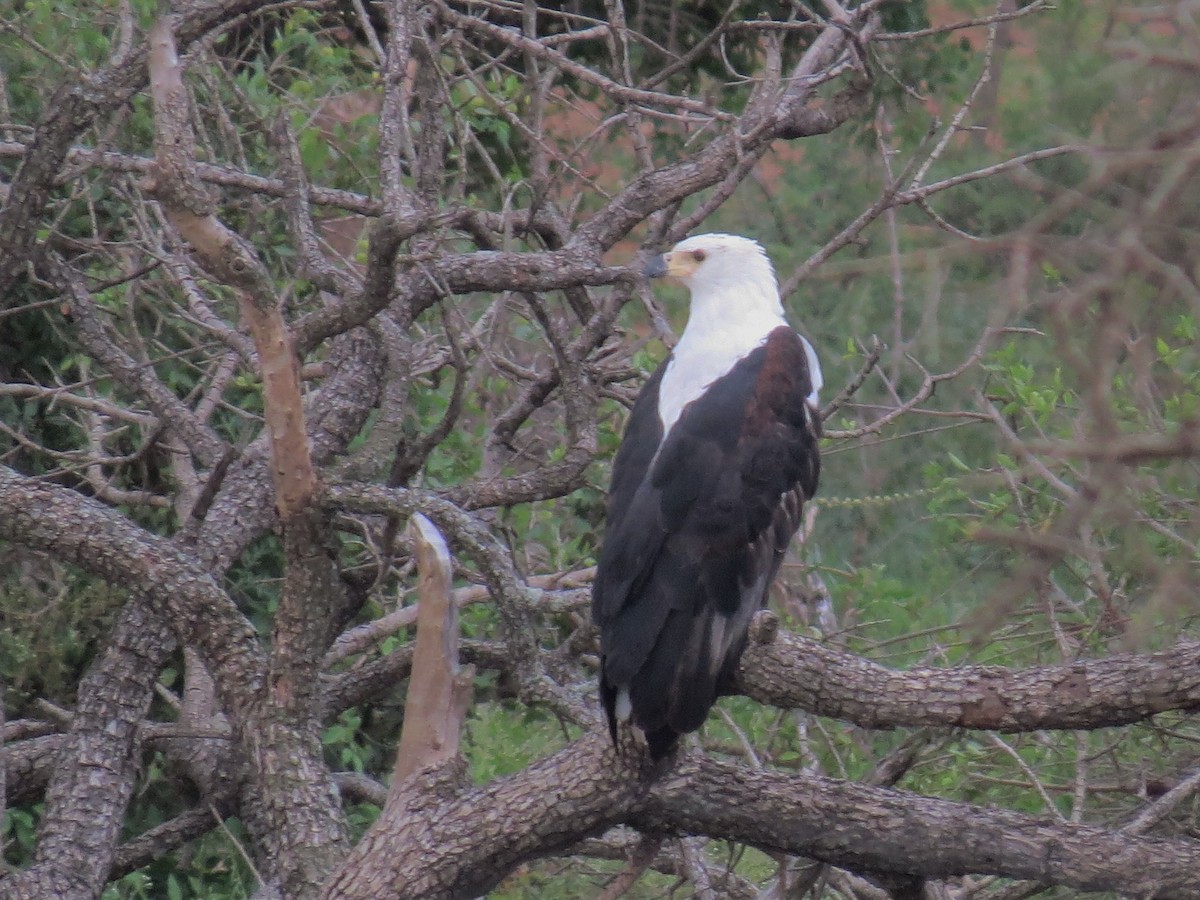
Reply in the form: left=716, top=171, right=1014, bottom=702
left=393, top=513, right=474, bottom=783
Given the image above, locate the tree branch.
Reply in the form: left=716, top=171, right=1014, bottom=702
left=392, top=514, right=474, bottom=781
left=739, top=629, right=1200, bottom=732
left=322, top=733, right=1200, bottom=899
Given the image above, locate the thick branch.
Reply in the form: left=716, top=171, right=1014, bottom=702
left=146, top=16, right=317, bottom=518
left=322, top=734, right=654, bottom=899
left=0, top=466, right=265, bottom=715
left=322, top=734, right=1200, bottom=899
left=108, top=807, right=217, bottom=882
left=0, top=600, right=174, bottom=900
left=294, top=250, right=633, bottom=354
left=739, top=629, right=1200, bottom=731
left=639, top=753, right=1200, bottom=897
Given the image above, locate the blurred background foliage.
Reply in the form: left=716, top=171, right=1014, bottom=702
left=3, top=0, right=1200, bottom=896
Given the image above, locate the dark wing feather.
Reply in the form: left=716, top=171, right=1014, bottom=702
left=591, top=364, right=665, bottom=615
left=593, top=327, right=820, bottom=757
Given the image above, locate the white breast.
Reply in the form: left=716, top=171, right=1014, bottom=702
left=657, top=326, right=822, bottom=435
left=657, top=332, right=768, bottom=435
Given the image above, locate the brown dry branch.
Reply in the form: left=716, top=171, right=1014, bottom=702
left=435, top=3, right=731, bottom=123
left=51, top=258, right=230, bottom=468
left=324, top=566, right=593, bottom=666
left=0, top=138, right=384, bottom=214
left=9, top=608, right=1175, bottom=768
left=822, top=325, right=999, bottom=441
left=392, top=513, right=474, bottom=780
left=146, top=17, right=317, bottom=518
left=875, top=0, right=1054, bottom=41
left=145, top=16, right=348, bottom=895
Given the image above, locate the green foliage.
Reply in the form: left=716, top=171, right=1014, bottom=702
left=0, top=557, right=126, bottom=712
left=100, top=820, right=258, bottom=900
left=2, top=807, right=40, bottom=871
left=323, top=709, right=372, bottom=773
left=224, top=535, right=284, bottom=635
left=466, top=702, right=574, bottom=784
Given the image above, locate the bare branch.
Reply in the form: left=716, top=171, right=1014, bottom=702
left=739, top=629, right=1200, bottom=732
left=393, top=514, right=474, bottom=781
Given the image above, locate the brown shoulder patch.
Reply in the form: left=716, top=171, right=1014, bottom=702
left=742, top=327, right=812, bottom=436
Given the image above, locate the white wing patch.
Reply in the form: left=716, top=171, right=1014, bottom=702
left=615, top=687, right=632, bottom=721
left=707, top=572, right=768, bottom=677
left=800, top=334, right=822, bottom=406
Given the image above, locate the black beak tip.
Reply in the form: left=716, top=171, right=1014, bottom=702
left=643, top=254, right=668, bottom=279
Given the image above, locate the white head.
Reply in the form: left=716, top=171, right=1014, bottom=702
left=645, top=233, right=785, bottom=328
left=646, top=233, right=778, bottom=297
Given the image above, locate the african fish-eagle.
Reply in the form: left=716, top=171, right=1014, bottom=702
left=592, top=233, right=822, bottom=758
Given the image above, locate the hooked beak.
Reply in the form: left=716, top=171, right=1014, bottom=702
left=643, top=253, right=668, bottom=279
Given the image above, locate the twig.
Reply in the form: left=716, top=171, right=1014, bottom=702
left=595, top=833, right=664, bottom=900
left=875, top=0, right=1054, bottom=41
left=1123, top=766, right=1200, bottom=834
left=987, top=733, right=1066, bottom=822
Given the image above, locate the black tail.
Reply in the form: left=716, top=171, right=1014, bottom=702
left=644, top=725, right=681, bottom=759
left=600, top=666, right=683, bottom=759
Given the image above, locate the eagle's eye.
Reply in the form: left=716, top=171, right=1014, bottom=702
left=691, top=249, right=707, bottom=262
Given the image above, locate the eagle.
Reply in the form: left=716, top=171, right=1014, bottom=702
left=592, top=233, right=822, bottom=758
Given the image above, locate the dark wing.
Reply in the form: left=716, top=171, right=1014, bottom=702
left=592, top=327, right=820, bottom=757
